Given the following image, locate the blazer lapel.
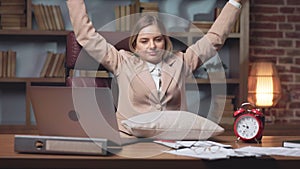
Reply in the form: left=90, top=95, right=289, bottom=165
left=160, top=58, right=177, bottom=100
left=134, top=62, right=158, bottom=98
left=131, top=55, right=178, bottom=101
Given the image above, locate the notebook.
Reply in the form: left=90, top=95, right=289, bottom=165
left=28, top=86, right=147, bottom=148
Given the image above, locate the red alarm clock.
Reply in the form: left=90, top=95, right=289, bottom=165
left=233, top=103, right=265, bottom=143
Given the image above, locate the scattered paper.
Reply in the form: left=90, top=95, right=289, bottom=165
left=154, top=140, right=232, bottom=149
left=166, top=147, right=260, bottom=160
left=235, top=146, right=300, bottom=157
left=154, top=140, right=300, bottom=160
left=166, top=147, right=230, bottom=160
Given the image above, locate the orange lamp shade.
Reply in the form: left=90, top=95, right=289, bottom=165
left=248, top=62, right=281, bottom=107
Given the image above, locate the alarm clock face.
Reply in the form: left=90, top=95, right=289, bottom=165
left=234, top=114, right=260, bottom=140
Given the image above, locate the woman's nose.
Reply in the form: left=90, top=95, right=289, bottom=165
left=149, top=40, right=156, bottom=49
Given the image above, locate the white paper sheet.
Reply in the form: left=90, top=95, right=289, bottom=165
left=166, top=147, right=260, bottom=160
left=155, top=140, right=300, bottom=160
left=235, top=146, right=300, bottom=157
left=154, top=140, right=232, bottom=149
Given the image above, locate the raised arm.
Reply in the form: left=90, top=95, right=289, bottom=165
left=66, top=0, right=121, bottom=73
left=206, top=0, right=243, bottom=50
left=184, top=0, right=245, bottom=71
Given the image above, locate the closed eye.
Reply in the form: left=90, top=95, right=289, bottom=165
left=139, top=38, right=148, bottom=44
left=155, top=37, right=163, bottom=42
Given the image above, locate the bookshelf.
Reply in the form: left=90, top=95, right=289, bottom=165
left=0, top=0, right=67, bottom=133
left=0, top=0, right=249, bottom=133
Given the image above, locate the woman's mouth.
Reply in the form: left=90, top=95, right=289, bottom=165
left=149, top=52, right=157, bottom=56
left=148, top=51, right=159, bottom=56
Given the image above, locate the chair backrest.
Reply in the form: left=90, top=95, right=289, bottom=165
left=65, top=31, right=131, bottom=87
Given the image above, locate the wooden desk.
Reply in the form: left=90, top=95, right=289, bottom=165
left=0, top=134, right=299, bottom=169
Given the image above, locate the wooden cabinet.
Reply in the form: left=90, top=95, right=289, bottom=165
left=0, top=0, right=249, bottom=133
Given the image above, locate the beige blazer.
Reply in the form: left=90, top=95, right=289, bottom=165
left=67, top=0, right=241, bottom=121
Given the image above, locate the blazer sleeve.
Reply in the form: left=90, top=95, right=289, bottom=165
left=66, top=0, right=122, bottom=74
left=183, top=2, right=241, bottom=73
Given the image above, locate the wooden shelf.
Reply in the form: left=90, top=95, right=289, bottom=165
left=0, top=77, right=65, bottom=83
left=0, top=30, right=71, bottom=36
left=187, top=78, right=240, bottom=84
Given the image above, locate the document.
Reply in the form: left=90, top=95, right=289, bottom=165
left=154, top=140, right=232, bottom=149
left=166, top=147, right=260, bottom=160
left=155, top=140, right=300, bottom=160
left=235, top=146, right=300, bottom=157
left=154, top=140, right=259, bottom=160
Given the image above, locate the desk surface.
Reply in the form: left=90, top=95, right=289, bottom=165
left=0, top=134, right=299, bottom=169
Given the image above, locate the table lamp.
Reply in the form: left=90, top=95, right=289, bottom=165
left=232, top=62, right=281, bottom=142
left=247, top=62, right=282, bottom=109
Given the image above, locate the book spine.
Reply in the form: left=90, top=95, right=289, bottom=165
left=2, top=51, right=8, bottom=78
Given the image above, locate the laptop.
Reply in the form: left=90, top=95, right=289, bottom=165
left=25, top=86, right=148, bottom=149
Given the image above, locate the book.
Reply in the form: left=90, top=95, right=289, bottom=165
left=39, top=4, right=49, bottom=30
left=0, top=49, right=16, bottom=77
left=43, top=4, right=53, bottom=30
left=53, top=53, right=65, bottom=77
left=48, top=53, right=60, bottom=77
left=282, top=140, right=300, bottom=148
left=40, top=51, right=53, bottom=77
left=32, top=4, right=45, bottom=30
left=2, top=51, right=8, bottom=77
left=7, top=50, right=12, bottom=77
left=47, top=5, right=57, bottom=30
left=7, top=50, right=16, bottom=77
left=52, top=5, right=61, bottom=30
left=55, top=5, right=65, bottom=30
left=10, top=50, right=16, bottom=77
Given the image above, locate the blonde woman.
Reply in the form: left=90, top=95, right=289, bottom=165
left=66, top=0, right=246, bottom=130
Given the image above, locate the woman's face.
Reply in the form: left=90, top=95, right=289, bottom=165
left=134, top=24, right=166, bottom=64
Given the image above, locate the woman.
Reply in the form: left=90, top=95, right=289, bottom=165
left=66, top=0, right=245, bottom=126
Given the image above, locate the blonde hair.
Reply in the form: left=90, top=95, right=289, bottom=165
left=129, top=15, right=173, bottom=54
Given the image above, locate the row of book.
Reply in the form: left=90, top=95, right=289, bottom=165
left=0, top=50, right=16, bottom=78
left=0, top=0, right=27, bottom=30
left=190, top=7, right=240, bottom=33
left=32, top=4, right=65, bottom=31
left=114, top=0, right=159, bottom=32
left=40, top=51, right=65, bottom=78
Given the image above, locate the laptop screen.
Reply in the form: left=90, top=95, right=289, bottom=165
left=29, top=86, right=123, bottom=146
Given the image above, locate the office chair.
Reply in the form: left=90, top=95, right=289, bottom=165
left=65, top=31, right=131, bottom=87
